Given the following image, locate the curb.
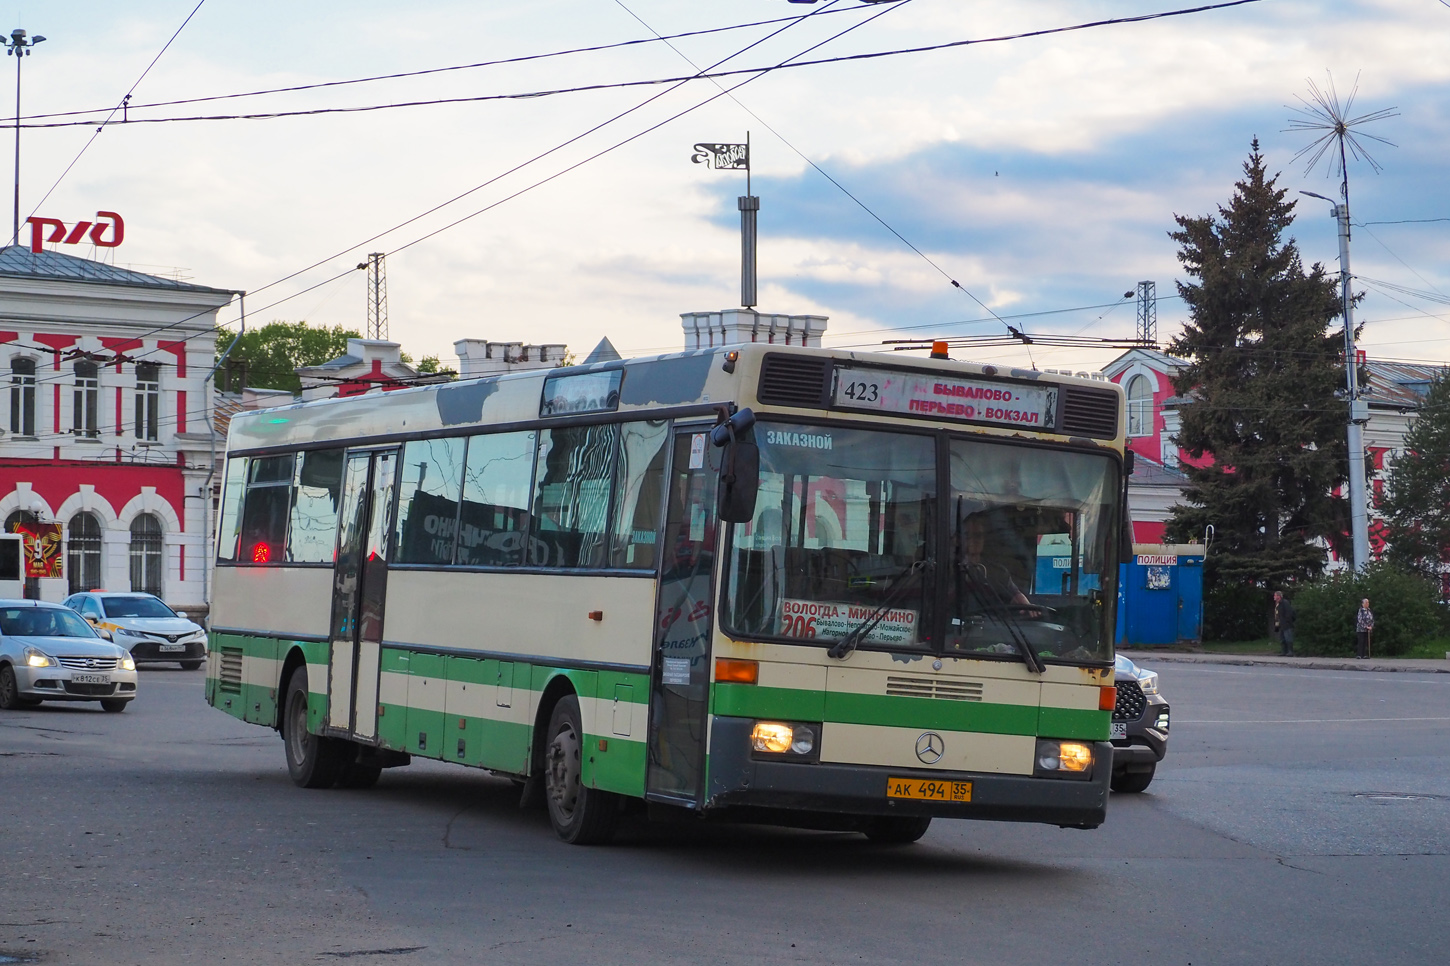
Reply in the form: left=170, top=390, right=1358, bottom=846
left=1117, top=652, right=1450, bottom=674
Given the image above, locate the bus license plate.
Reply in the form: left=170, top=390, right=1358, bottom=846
left=73, top=673, right=110, bottom=685
left=1111, top=722, right=1128, bottom=740
left=887, top=778, right=971, bottom=802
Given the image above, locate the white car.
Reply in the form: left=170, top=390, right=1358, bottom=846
left=0, top=599, right=138, bottom=712
left=63, top=592, right=208, bottom=670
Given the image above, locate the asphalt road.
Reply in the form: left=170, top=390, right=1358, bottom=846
left=3, top=663, right=1448, bottom=966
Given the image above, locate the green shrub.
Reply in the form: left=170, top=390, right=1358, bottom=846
left=1292, top=562, right=1445, bottom=656
left=1204, top=584, right=1273, bottom=642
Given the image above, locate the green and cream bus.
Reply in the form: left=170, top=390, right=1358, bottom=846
left=206, top=343, right=1126, bottom=844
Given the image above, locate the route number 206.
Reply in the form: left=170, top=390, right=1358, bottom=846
left=840, top=380, right=880, bottom=403
left=781, top=614, right=818, bottom=638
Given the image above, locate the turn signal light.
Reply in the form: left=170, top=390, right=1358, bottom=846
left=1099, top=686, right=1117, bottom=711
left=715, top=658, right=758, bottom=684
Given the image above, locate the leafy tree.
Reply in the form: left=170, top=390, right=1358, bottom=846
left=416, top=355, right=441, bottom=373
left=215, top=321, right=359, bottom=394
left=1379, top=369, right=1450, bottom=584
left=1164, top=141, right=1349, bottom=593
left=1292, top=562, right=1445, bottom=656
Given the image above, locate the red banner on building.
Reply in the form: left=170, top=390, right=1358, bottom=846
left=12, top=523, right=64, bottom=578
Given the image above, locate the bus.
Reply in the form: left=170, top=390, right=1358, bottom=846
left=206, top=343, right=1126, bottom=844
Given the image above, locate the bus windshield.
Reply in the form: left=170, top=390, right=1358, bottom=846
left=721, top=422, right=1119, bottom=665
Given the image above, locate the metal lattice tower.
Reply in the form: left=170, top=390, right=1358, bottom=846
left=365, top=252, right=388, bottom=340
left=1135, top=280, right=1156, bottom=344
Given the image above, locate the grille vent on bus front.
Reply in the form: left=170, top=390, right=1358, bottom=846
left=886, top=675, right=983, bottom=702
left=757, top=353, right=831, bottom=408
left=1059, top=386, right=1120, bottom=440
left=219, top=647, right=243, bottom=694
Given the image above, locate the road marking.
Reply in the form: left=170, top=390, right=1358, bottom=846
left=1168, top=667, right=1450, bottom=685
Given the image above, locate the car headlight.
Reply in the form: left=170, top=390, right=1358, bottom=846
left=120, top=653, right=136, bottom=671
left=1138, top=671, right=1159, bottom=696
left=23, top=646, right=56, bottom=668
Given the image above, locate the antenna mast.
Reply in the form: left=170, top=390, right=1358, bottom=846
left=365, top=252, right=388, bottom=340
left=1135, top=281, right=1156, bottom=344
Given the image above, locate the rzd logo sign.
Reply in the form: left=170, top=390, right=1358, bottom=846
left=25, top=211, right=124, bottom=253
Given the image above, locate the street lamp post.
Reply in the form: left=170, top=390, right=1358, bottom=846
left=1301, top=188, right=1370, bottom=572
left=3, top=28, right=45, bottom=248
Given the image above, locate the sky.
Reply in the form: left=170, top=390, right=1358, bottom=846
left=7, top=0, right=1450, bottom=373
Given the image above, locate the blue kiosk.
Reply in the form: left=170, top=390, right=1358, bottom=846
left=1116, top=543, right=1205, bottom=646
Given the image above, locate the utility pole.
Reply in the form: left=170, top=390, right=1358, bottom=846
left=1302, top=189, right=1370, bottom=571
left=3, top=28, right=45, bottom=247
left=1135, top=281, right=1156, bottom=344
left=364, top=252, right=388, bottom=340
left=690, top=134, right=755, bottom=307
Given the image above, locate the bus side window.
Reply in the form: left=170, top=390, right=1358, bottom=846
left=532, top=424, right=620, bottom=569
left=216, top=457, right=248, bottom=562
left=457, top=430, right=536, bottom=568
left=394, top=438, right=465, bottom=566
left=288, top=449, right=345, bottom=563
left=238, top=455, right=295, bottom=564
left=609, top=420, right=670, bottom=570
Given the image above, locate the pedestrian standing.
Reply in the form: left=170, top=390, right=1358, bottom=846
left=1356, top=597, right=1374, bottom=659
left=1273, top=590, right=1296, bottom=657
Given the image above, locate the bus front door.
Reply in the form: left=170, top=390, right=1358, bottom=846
left=646, top=429, right=720, bottom=806
left=327, top=449, right=398, bottom=741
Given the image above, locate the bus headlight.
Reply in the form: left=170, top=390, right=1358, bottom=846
left=1035, top=739, right=1093, bottom=777
left=750, top=721, right=819, bottom=758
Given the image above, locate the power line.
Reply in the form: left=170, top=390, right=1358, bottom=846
left=17, top=4, right=883, bottom=124
left=17, top=0, right=1264, bottom=130
left=26, top=0, right=209, bottom=219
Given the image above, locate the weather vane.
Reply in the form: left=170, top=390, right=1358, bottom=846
left=691, top=133, right=758, bottom=307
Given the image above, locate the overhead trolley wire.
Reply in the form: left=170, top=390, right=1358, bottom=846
left=17, top=0, right=1264, bottom=130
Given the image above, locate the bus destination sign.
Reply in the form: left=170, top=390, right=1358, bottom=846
left=832, top=366, right=1057, bottom=430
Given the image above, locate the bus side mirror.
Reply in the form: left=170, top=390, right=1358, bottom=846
left=714, top=408, right=759, bottom=524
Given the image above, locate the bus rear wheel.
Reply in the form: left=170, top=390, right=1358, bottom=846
left=543, top=695, right=619, bottom=845
left=283, top=667, right=345, bottom=789
left=863, top=815, right=932, bottom=844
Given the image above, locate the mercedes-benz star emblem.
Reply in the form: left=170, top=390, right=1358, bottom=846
left=915, top=731, right=945, bottom=764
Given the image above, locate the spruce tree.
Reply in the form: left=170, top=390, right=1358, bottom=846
left=1164, top=140, right=1349, bottom=591
left=1380, top=370, right=1450, bottom=584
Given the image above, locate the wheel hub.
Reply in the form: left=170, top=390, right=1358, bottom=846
left=546, top=722, right=581, bottom=818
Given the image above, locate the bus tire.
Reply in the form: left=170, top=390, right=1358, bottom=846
left=543, top=694, right=619, bottom=845
left=863, top=815, right=932, bottom=844
left=283, top=666, right=345, bottom=789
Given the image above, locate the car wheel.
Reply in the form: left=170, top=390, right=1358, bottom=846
left=0, top=664, right=26, bottom=709
left=1111, top=763, right=1156, bottom=793
left=282, top=666, right=345, bottom=789
left=863, top=815, right=933, bottom=844
left=543, top=694, right=619, bottom=844
left=180, top=660, right=203, bottom=671
left=100, top=698, right=129, bottom=713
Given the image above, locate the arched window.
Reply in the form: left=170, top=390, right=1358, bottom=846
left=129, top=513, right=163, bottom=596
left=5, top=509, right=40, bottom=598
left=1126, top=374, right=1153, bottom=437
left=74, top=361, right=99, bottom=438
left=68, top=511, right=103, bottom=596
left=10, top=357, right=36, bottom=437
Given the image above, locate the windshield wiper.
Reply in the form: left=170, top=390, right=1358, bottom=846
left=828, top=558, right=934, bottom=660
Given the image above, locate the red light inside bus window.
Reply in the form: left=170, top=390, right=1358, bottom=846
left=252, top=542, right=272, bottom=563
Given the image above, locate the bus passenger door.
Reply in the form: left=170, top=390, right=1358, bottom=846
left=328, top=449, right=398, bottom=741
left=646, top=429, right=720, bottom=806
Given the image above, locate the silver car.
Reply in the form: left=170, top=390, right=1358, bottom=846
left=0, top=599, right=138, bottom=712
left=63, top=592, right=208, bottom=670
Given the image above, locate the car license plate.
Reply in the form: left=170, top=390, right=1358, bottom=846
left=159, top=643, right=185, bottom=652
left=886, top=778, right=971, bottom=802
left=73, top=673, right=110, bottom=685
left=1111, top=722, right=1128, bottom=740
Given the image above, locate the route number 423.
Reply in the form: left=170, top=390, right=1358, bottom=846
left=841, top=380, right=880, bottom=403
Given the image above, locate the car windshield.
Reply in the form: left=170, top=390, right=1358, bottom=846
left=0, top=606, right=99, bottom=638
left=722, top=423, right=937, bottom=650
left=943, top=439, right=1118, bottom=664
left=102, top=596, right=176, bottom=619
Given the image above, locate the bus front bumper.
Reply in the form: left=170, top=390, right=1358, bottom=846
left=705, top=717, right=1110, bottom=830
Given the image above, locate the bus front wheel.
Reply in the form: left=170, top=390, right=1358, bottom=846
left=283, top=667, right=346, bottom=789
left=543, top=694, right=619, bottom=845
